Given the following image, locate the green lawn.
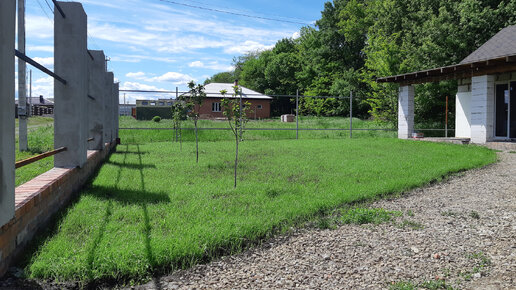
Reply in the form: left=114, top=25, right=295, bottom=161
left=15, top=120, right=54, bottom=187
left=119, top=116, right=396, bottom=144
left=25, top=138, right=496, bottom=284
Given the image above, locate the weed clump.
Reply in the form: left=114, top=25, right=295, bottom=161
left=341, top=208, right=402, bottom=225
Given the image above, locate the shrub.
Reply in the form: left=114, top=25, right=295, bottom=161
left=152, top=116, right=162, bottom=123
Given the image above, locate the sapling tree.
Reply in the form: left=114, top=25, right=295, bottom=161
left=183, top=81, right=206, bottom=163
left=171, top=101, right=187, bottom=151
left=220, top=85, right=251, bottom=188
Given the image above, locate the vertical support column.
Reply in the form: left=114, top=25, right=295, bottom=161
left=54, top=2, right=88, bottom=168
left=87, top=50, right=105, bottom=150
left=471, top=75, right=495, bottom=144
left=398, top=85, right=415, bottom=139
left=18, top=0, right=28, bottom=151
left=104, top=72, right=114, bottom=143
left=113, top=82, right=119, bottom=141
left=0, top=0, right=16, bottom=226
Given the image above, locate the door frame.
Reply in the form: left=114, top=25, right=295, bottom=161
left=494, top=80, right=515, bottom=140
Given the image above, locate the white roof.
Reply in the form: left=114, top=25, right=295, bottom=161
left=203, top=83, right=272, bottom=100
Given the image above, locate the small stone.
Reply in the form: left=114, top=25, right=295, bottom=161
left=433, top=253, right=441, bottom=259
left=410, top=247, right=420, bottom=254
left=473, top=273, right=481, bottom=278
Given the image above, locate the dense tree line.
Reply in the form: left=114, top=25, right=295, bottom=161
left=206, top=0, right=516, bottom=124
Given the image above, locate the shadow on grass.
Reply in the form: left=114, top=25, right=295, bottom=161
left=83, top=145, right=166, bottom=289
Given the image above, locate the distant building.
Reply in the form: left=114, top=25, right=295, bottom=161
left=119, top=104, right=136, bottom=117
left=15, top=95, right=54, bottom=118
left=196, top=83, right=272, bottom=119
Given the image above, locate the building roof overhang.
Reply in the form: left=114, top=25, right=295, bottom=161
left=376, top=54, right=516, bottom=86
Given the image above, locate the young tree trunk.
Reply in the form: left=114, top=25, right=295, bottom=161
left=234, top=135, right=239, bottom=188
left=195, top=119, right=199, bottom=163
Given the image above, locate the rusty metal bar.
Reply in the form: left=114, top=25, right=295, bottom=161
left=88, top=138, right=94, bottom=142
left=15, top=147, right=67, bottom=169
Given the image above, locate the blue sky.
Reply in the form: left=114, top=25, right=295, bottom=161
left=22, top=0, right=328, bottom=103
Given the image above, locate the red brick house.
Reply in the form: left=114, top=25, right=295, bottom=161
left=196, top=83, right=272, bottom=119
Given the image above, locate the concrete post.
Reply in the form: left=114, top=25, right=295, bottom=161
left=87, top=50, right=105, bottom=150
left=54, top=2, right=88, bottom=168
left=104, top=72, right=114, bottom=143
left=471, top=75, right=495, bottom=144
left=113, top=82, right=119, bottom=141
left=0, top=0, right=16, bottom=226
left=398, top=85, right=415, bottom=139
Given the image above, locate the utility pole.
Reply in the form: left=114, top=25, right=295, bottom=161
left=18, top=0, right=28, bottom=151
left=123, top=93, right=126, bottom=105
left=29, top=69, right=32, bottom=117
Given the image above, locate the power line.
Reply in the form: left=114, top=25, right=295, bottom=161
left=157, top=0, right=311, bottom=25
left=36, top=0, right=53, bottom=23
left=43, top=0, right=54, bottom=14
left=185, top=0, right=311, bottom=23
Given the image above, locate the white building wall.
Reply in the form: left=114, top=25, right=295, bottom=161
left=398, top=85, right=415, bottom=139
left=471, top=75, right=495, bottom=144
left=455, top=84, right=472, bottom=138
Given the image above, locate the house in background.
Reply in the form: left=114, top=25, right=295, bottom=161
left=134, top=84, right=272, bottom=120
left=197, top=83, right=272, bottom=119
left=15, top=95, right=54, bottom=118
left=378, top=25, right=516, bottom=144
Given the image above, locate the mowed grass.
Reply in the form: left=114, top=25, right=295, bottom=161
left=119, top=116, right=396, bottom=143
left=15, top=122, right=54, bottom=187
left=25, top=138, right=496, bottom=283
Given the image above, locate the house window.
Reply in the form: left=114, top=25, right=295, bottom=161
left=159, top=102, right=165, bottom=106
left=150, top=102, right=156, bottom=106
left=212, top=102, right=221, bottom=112
left=257, top=104, right=263, bottom=110
left=142, top=101, right=148, bottom=106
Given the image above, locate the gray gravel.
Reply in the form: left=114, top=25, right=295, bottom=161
left=133, top=152, right=516, bottom=290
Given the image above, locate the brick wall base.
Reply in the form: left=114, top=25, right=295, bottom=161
left=0, top=142, right=116, bottom=277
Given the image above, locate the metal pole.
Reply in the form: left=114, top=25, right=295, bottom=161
left=175, top=87, right=178, bottom=142
left=445, top=95, right=448, bottom=138
left=296, top=89, right=299, bottom=140
left=29, top=69, right=32, bottom=117
left=239, top=88, right=243, bottom=140
left=350, top=91, right=353, bottom=139
left=18, top=0, right=28, bottom=151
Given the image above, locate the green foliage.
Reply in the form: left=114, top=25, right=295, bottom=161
left=204, top=72, right=235, bottom=85
left=152, top=116, right=161, bottom=123
left=136, top=107, right=172, bottom=121
left=25, top=139, right=495, bottom=283
left=204, top=0, right=515, bottom=123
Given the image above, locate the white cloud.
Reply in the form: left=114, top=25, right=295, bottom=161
left=32, top=77, right=54, bottom=98
left=27, top=46, right=54, bottom=53
left=120, top=81, right=174, bottom=103
left=292, top=32, right=301, bottom=39
left=147, top=72, right=196, bottom=85
left=32, top=57, right=54, bottom=68
left=126, top=71, right=146, bottom=79
left=224, top=41, right=274, bottom=55
left=189, top=61, right=204, bottom=68
left=188, top=61, right=233, bottom=71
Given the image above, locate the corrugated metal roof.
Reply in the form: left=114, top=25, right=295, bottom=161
left=203, top=83, right=272, bottom=99
left=460, top=25, right=516, bottom=64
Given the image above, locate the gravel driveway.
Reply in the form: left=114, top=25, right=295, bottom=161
left=135, top=152, right=516, bottom=290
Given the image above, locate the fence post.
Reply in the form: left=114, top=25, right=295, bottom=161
left=349, top=91, right=353, bottom=139
left=175, top=86, right=178, bottom=142
left=104, top=72, right=114, bottom=143
left=87, top=50, right=105, bottom=150
left=113, top=82, right=119, bottom=141
left=0, top=0, right=16, bottom=227
left=296, top=89, right=299, bottom=140
left=54, top=1, right=88, bottom=168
